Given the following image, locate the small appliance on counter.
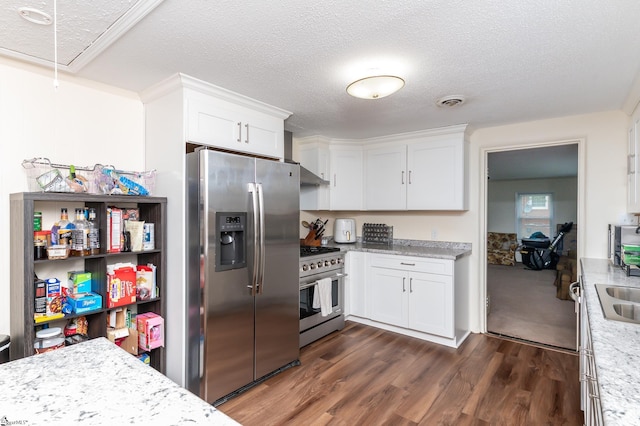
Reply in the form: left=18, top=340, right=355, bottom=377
left=334, top=218, right=356, bottom=243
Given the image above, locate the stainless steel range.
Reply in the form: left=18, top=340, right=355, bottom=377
left=299, top=246, right=346, bottom=347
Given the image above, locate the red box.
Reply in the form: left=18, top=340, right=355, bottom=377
left=137, top=312, right=164, bottom=351
left=107, top=266, right=136, bottom=308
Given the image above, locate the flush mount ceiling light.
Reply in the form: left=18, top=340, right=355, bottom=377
left=18, top=7, right=53, bottom=25
left=436, top=95, right=466, bottom=108
left=346, top=75, right=405, bottom=99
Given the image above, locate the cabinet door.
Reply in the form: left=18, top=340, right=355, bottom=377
left=187, top=97, right=241, bottom=149
left=408, top=271, right=454, bottom=337
left=330, top=147, right=363, bottom=210
left=240, top=109, right=284, bottom=159
left=299, top=143, right=330, bottom=210
left=345, top=251, right=366, bottom=317
left=186, top=97, right=283, bottom=159
left=367, top=267, right=408, bottom=327
left=407, top=138, right=468, bottom=210
left=365, top=145, right=406, bottom=210
left=628, top=112, right=640, bottom=213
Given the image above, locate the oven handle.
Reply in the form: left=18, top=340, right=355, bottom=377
left=299, top=273, right=348, bottom=290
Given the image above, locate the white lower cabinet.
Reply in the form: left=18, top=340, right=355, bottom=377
left=345, top=251, right=366, bottom=317
left=368, top=256, right=454, bottom=337
left=351, top=252, right=468, bottom=347
left=408, top=271, right=453, bottom=337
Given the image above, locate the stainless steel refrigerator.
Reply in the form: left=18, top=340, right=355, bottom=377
left=186, top=148, right=300, bottom=404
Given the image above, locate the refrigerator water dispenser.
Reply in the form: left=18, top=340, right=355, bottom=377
left=216, top=212, right=246, bottom=271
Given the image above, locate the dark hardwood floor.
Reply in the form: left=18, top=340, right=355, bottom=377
left=220, top=321, right=583, bottom=425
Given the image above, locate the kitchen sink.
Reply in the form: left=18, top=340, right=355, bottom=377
left=595, top=284, right=640, bottom=324
left=606, top=286, right=640, bottom=303
left=613, top=303, right=640, bottom=321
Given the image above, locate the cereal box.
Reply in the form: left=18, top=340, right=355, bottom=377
left=107, top=264, right=136, bottom=308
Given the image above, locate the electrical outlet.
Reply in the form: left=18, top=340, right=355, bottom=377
left=619, top=213, right=636, bottom=225
left=431, top=229, right=438, bottom=240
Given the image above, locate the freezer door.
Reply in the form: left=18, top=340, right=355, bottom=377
left=254, top=158, right=300, bottom=379
left=201, top=150, right=257, bottom=403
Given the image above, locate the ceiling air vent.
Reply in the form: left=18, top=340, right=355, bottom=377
left=436, top=95, right=466, bottom=108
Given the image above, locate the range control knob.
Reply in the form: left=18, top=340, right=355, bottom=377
left=310, top=263, right=316, bottom=270
left=317, top=261, right=323, bottom=268
left=302, top=264, right=309, bottom=272
left=324, top=260, right=330, bottom=267
left=337, top=258, right=343, bottom=264
left=330, top=259, right=337, bottom=265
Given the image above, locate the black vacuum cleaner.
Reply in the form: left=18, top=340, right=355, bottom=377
left=519, top=222, right=574, bottom=270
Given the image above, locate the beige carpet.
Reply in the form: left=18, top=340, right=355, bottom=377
left=487, top=263, right=577, bottom=351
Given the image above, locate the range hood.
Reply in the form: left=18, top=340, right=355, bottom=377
left=284, top=130, right=329, bottom=186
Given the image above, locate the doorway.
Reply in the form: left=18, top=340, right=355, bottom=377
left=484, top=143, right=580, bottom=351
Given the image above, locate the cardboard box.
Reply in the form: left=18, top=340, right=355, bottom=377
left=137, top=312, right=164, bottom=351
left=107, top=265, right=136, bottom=308
left=45, top=278, right=63, bottom=316
left=136, top=264, right=155, bottom=300
left=108, top=308, right=127, bottom=328
left=107, top=207, right=122, bottom=253
left=66, top=292, right=102, bottom=314
left=119, top=329, right=139, bottom=355
left=66, top=271, right=92, bottom=295
left=34, top=278, right=46, bottom=314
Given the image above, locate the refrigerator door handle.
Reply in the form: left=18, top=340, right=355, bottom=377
left=248, top=182, right=259, bottom=296
left=256, top=182, right=266, bottom=294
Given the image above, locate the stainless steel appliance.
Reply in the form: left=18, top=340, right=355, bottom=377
left=299, top=246, right=346, bottom=347
left=186, top=148, right=300, bottom=404
left=608, top=224, right=640, bottom=265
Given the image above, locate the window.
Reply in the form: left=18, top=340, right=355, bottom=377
left=516, top=193, right=553, bottom=239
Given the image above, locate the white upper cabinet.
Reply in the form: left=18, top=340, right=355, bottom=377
left=628, top=107, right=640, bottom=213
left=407, top=135, right=468, bottom=210
left=364, top=144, right=407, bottom=210
left=364, top=125, right=469, bottom=211
left=330, top=145, right=364, bottom=210
left=142, top=73, right=291, bottom=160
left=298, top=138, right=330, bottom=210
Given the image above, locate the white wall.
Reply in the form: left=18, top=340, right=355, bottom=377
left=0, top=58, right=144, bottom=337
left=487, top=176, right=578, bottom=234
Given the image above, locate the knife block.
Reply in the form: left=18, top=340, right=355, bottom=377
left=302, top=230, right=321, bottom=246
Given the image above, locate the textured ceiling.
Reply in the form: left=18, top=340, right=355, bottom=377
left=3, top=1, right=640, bottom=141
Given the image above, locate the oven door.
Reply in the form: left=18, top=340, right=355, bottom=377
left=299, top=271, right=345, bottom=332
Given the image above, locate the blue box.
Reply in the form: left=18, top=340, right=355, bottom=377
left=67, top=271, right=92, bottom=294
left=65, top=292, right=102, bottom=314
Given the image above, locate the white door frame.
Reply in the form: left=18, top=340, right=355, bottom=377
left=479, top=138, right=586, bottom=333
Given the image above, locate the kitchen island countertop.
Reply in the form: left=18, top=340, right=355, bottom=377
left=581, top=258, right=640, bottom=425
left=326, top=238, right=471, bottom=260
left=0, top=337, right=239, bottom=425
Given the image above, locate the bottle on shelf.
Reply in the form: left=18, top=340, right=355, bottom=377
left=71, top=208, right=90, bottom=256
left=87, top=207, right=100, bottom=255
left=51, top=208, right=74, bottom=247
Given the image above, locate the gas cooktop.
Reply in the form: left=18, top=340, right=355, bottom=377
left=299, top=246, right=341, bottom=257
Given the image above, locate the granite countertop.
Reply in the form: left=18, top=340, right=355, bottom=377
left=580, top=258, right=640, bottom=425
left=325, top=238, right=472, bottom=260
left=0, top=338, right=239, bottom=425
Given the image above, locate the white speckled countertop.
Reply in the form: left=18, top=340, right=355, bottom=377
left=580, top=258, right=640, bottom=425
left=0, top=338, right=239, bottom=425
left=326, top=238, right=472, bottom=260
